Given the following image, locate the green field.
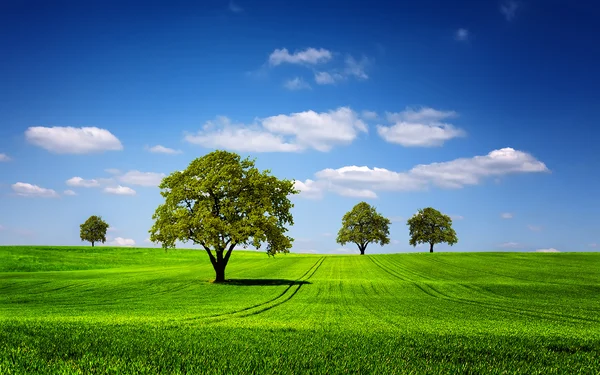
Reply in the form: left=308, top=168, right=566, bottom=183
left=1, top=246, right=599, bottom=374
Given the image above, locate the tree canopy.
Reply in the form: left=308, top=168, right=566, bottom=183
left=407, top=207, right=458, bottom=253
left=149, top=150, right=298, bottom=282
left=80, top=215, right=109, bottom=247
left=336, top=202, right=391, bottom=255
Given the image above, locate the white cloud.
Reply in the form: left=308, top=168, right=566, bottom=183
left=104, top=185, right=136, bottom=196
left=295, top=147, right=548, bottom=199
left=343, top=56, right=369, bottom=80
left=451, top=215, right=464, bottom=220
left=313, top=55, right=370, bottom=85
left=12, top=182, right=59, bottom=198
left=146, top=145, right=182, bottom=154
left=186, top=107, right=367, bottom=153
left=455, top=28, right=470, bottom=41
left=499, top=242, right=522, bottom=248
left=268, top=47, right=332, bottom=66
left=105, top=168, right=121, bottom=175
left=409, top=148, right=549, bottom=188
left=63, top=190, right=77, bottom=196
left=535, top=248, right=559, bottom=253
left=314, top=71, right=338, bottom=85
left=500, top=1, right=519, bottom=21
left=118, top=170, right=165, bottom=187
left=25, top=126, right=123, bottom=154
left=0, top=153, right=11, bottom=162
left=500, top=212, right=514, bottom=219
left=293, top=179, right=325, bottom=199
left=295, top=249, right=318, bottom=254
left=361, top=110, right=378, bottom=120
left=378, top=107, right=465, bottom=147
left=107, top=227, right=118, bottom=232
left=527, top=225, right=543, bottom=232
left=0, top=225, right=5, bottom=231
left=110, top=237, right=136, bottom=247
left=228, top=1, right=243, bottom=13
left=186, top=116, right=301, bottom=152
left=66, top=177, right=100, bottom=188
left=283, top=77, right=311, bottom=90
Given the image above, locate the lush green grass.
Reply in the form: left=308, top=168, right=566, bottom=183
left=1, top=246, right=599, bottom=374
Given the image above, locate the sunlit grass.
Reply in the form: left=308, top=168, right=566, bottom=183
left=1, top=246, right=599, bottom=374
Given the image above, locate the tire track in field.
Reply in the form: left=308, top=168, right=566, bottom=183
left=237, top=257, right=326, bottom=317
left=422, top=278, right=600, bottom=325
left=371, top=256, right=599, bottom=324
left=369, top=256, right=442, bottom=299
left=184, top=257, right=325, bottom=322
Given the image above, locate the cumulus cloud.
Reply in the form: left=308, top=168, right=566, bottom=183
left=25, top=126, right=123, bottom=154
left=269, top=47, right=332, bottom=66
left=0, top=153, right=11, bottom=162
left=146, top=145, right=182, bottom=154
left=104, top=185, right=136, bottom=196
left=63, top=190, right=77, bottom=196
left=535, top=248, right=559, bottom=253
left=66, top=177, right=100, bottom=188
left=500, top=212, right=514, bottom=219
left=110, top=237, right=136, bottom=247
left=118, top=170, right=165, bottom=187
left=12, top=182, right=59, bottom=198
left=185, top=107, right=367, bottom=153
left=105, top=168, right=121, bottom=175
left=283, top=77, right=311, bottom=90
left=314, top=71, right=338, bottom=84
left=377, top=107, right=466, bottom=147
left=295, top=147, right=548, bottom=199
left=455, top=28, right=470, bottom=41
left=500, top=0, right=519, bottom=21
left=313, top=55, right=370, bottom=85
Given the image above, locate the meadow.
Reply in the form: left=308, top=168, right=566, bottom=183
left=0, top=246, right=599, bottom=374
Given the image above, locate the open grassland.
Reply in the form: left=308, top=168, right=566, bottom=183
left=1, top=246, right=599, bottom=374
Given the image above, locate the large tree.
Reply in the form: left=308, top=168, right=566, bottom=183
left=80, top=215, right=109, bottom=247
left=149, top=150, right=298, bottom=282
left=407, top=207, right=458, bottom=253
left=336, top=202, right=391, bottom=255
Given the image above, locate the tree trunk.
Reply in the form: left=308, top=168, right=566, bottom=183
left=357, top=243, right=367, bottom=255
left=91, top=241, right=94, bottom=247
left=214, top=262, right=225, bottom=282
left=429, top=243, right=434, bottom=253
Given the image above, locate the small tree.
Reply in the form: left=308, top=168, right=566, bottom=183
left=80, top=215, right=109, bottom=247
left=336, top=202, right=391, bottom=255
left=407, top=207, right=458, bottom=253
left=149, top=150, right=298, bottom=282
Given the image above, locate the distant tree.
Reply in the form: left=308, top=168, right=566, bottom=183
left=80, top=215, right=109, bottom=247
left=407, top=207, right=458, bottom=253
left=149, top=150, right=298, bottom=282
left=336, top=202, right=391, bottom=255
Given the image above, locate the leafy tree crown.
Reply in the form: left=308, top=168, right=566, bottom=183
left=149, top=150, right=299, bottom=255
left=80, top=215, right=109, bottom=244
left=336, top=202, right=391, bottom=247
left=407, top=207, right=458, bottom=247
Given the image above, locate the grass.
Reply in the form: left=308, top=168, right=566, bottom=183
left=1, top=246, right=599, bottom=374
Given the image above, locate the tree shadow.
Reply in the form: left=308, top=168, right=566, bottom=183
left=222, top=279, right=311, bottom=286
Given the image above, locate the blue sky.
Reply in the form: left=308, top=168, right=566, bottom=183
left=1, top=0, right=599, bottom=254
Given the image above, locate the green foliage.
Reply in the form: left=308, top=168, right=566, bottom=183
left=79, top=215, right=109, bottom=247
left=149, top=150, right=298, bottom=281
left=336, top=201, right=391, bottom=254
left=1, top=246, right=599, bottom=374
left=407, top=207, right=458, bottom=252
